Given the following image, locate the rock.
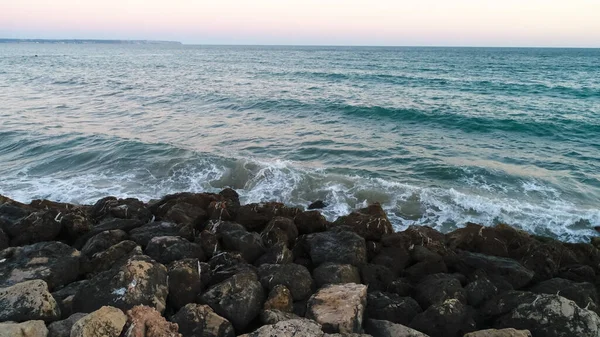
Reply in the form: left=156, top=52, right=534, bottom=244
left=72, top=254, right=168, bottom=314
left=529, top=277, right=599, bottom=313
left=199, top=272, right=265, bottom=331
left=558, top=264, right=595, bottom=283
left=465, top=275, right=499, bottom=307
left=74, top=219, right=144, bottom=248
left=387, top=278, right=413, bottom=297
left=294, top=211, right=328, bottom=235
left=365, top=319, right=429, bottom=337
left=70, top=306, right=127, bottom=337
left=454, top=251, right=534, bottom=289
left=404, top=259, right=448, bottom=282
left=144, top=236, right=205, bottom=265
left=149, top=192, right=218, bottom=226
left=259, top=309, right=301, bottom=325
left=308, top=200, right=327, bottom=210
left=171, top=303, right=235, bottom=337
left=207, top=189, right=240, bottom=222
left=261, top=217, right=298, bottom=248
left=306, top=231, right=367, bottom=267
left=47, top=313, right=87, bottom=337
left=0, top=228, right=8, bottom=250
left=446, top=223, right=532, bottom=258
left=410, top=299, right=475, bottom=337
left=331, top=203, right=393, bottom=241
left=129, top=221, right=194, bottom=247
left=122, top=305, right=180, bottom=337
left=306, top=283, right=367, bottom=334
left=241, top=319, right=324, bottom=337
left=264, top=284, right=294, bottom=312
left=413, top=274, right=466, bottom=309
left=0, top=320, right=49, bottom=337
left=206, top=252, right=256, bottom=286
left=80, top=229, right=128, bottom=257
left=496, top=294, right=600, bottom=337
left=463, top=329, right=532, bottom=337
left=218, top=224, right=265, bottom=263
left=51, top=280, right=88, bottom=319
left=58, top=212, right=92, bottom=243
left=313, top=263, right=361, bottom=288
left=167, top=259, right=211, bottom=310
left=258, top=263, right=314, bottom=301
left=89, top=197, right=152, bottom=223
left=360, top=264, right=394, bottom=292
left=254, top=242, right=293, bottom=266
left=85, top=240, right=143, bottom=276
left=5, top=210, right=62, bottom=246
left=0, top=280, right=60, bottom=322
left=0, top=241, right=81, bottom=290
left=480, top=291, right=538, bottom=319
left=366, top=291, right=422, bottom=326
left=197, top=230, right=221, bottom=258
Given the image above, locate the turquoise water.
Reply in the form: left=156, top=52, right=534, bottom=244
left=0, top=44, right=599, bottom=242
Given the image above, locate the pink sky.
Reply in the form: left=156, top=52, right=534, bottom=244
left=1, top=0, right=599, bottom=46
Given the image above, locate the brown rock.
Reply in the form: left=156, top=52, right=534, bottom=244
left=0, top=320, right=49, bottom=337
left=331, top=203, right=393, bottom=241
left=264, top=284, right=294, bottom=312
left=0, top=280, right=60, bottom=322
left=171, top=303, right=235, bottom=337
left=306, top=283, right=367, bottom=334
left=70, top=306, right=127, bottom=337
left=123, top=305, right=180, bottom=337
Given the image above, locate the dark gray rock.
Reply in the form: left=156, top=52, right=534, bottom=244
left=85, top=240, right=142, bottom=276
left=529, top=277, right=599, bottom=313
left=413, top=274, right=467, bottom=309
left=80, top=229, right=128, bottom=257
left=294, top=210, right=328, bottom=235
left=47, top=313, right=87, bottom=337
left=365, top=319, right=429, bottom=337
left=366, top=291, right=422, bottom=325
left=171, top=303, right=235, bottom=337
left=410, top=299, right=475, bottom=337
left=144, top=235, right=205, bottom=265
left=167, top=259, right=211, bottom=310
left=331, top=203, right=393, bottom=241
left=306, top=231, right=367, bottom=267
left=455, top=252, right=534, bottom=290
left=261, top=216, right=298, bottom=248
left=129, top=221, right=194, bottom=247
left=258, top=263, right=314, bottom=301
left=313, top=263, right=361, bottom=288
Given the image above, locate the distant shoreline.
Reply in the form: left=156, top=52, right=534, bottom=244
left=0, top=38, right=182, bottom=45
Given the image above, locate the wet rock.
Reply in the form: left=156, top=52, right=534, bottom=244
left=371, top=234, right=412, bottom=276
left=149, top=192, right=219, bottom=226
left=294, top=210, right=328, bottom=235
left=446, top=223, right=532, bottom=258
left=360, top=264, right=394, bottom=292
left=240, top=319, right=324, bottom=337
left=72, top=254, right=168, bottom=314
left=47, top=313, right=87, bottom=337
left=85, top=240, right=142, bottom=276
left=167, top=259, right=211, bottom=310
left=0, top=280, right=60, bottom=322
left=89, top=197, right=152, bottom=224
left=258, top=263, right=314, bottom=301
left=465, top=275, right=499, bottom=307
left=218, top=223, right=265, bottom=263
left=259, top=309, right=301, bottom=325
left=529, top=277, right=599, bottom=313
left=122, top=305, right=180, bottom=337
left=144, top=236, right=205, bottom=265
left=74, top=219, right=144, bottom=248
left=313, top=263, right=361, bottom=288
left=410, top=299, right=475, bottom=337
left=80, top=229, right=128, bottom=257
left=0, top=241, right=81, bottom=290
left=306, top=231, right=367, bottom=267
left=59, top=211, right=92, bottom=242
left=306, top=283, right=367, bottom=334
left=260, top=217, right=298, bottom=248
left=255, top=242, right=293, bottom=266
left=495, top=294, right=600, bottom=337
left=365, top=319, right=429, bottom=337
left=308, top=200, right=327, bottom=210
left=454, top=251, right=534, bottom=289
left=413, top=274, right=466, bottom=309
left=263, top=284, right=294, bottom=312
left=171, top=303, right=235, bottom=337
left=5, top=210, right=62, bottom=246
left=236, top=202, right=301, bottom=232
left=331, top=203, right=393, bottom=241
left=129, top=221, right=194, bottom=247
left=199, top=272, right=265, bottom=332
left=70, top=306, right=127, bottom=337
left=0, top=320, right=49, bottom=337
left=366, top=291, right=422, bottom=325
left=464, top=329, right=532, bottom=337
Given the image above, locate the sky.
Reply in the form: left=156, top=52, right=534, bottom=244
left=1, top=0, right=599, bottom=47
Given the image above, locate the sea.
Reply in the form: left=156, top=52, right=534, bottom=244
left=0, top=44, right=598, bottom=242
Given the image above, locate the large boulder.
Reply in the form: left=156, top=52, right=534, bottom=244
left=263, top=284, right=294, bottom=312
left=413, top=274, right=466, bottom=309
left=217, top=223, right=265, bottom=263
left=366, top=291, right=422, bottom=326
left=305, top=231, right=367, bottom=267
left=313, top=263, right=361, bottom=288
left=167, top=259, right=211, bottom=310
left=199, top=272, right=265, bottom=332
left=4, top=210, right=62, bottom=246
left=365, top=319, right=429, bottom=337
left=74, top=219, right=144, bottom=248
left=85, top=240, right=143, bottom=275
left=129, top=221, right=194, bottom=247
left=122, top=305, right=180, bottom=337
left=0, top=320, right=49, bottom=337
left=51, top=280, right=88, bottom=319
left=89, top=197, right=152, bottom=223
left=331, top=203, right=393, bottom=241
left=306, top=283, right=367, bottom=334
left=446, top=223, right=532, bottom=258
left=254, top=242, right=293, bottom=266
left=171, top=303, right=235, bottom=337
left=235, top=202, right=300, bottom=232
left=294, top=211, right=328, bottom=235
left=47, top=313, right=87, bottom=337
left=464, top=329, right=532, bottom=337
left=80, top=229, right=128, bottom=257
left=149, top=192, right=219, bottom=226
left=529, top=277, right=599, bottom=313
left=360, top=263, right=395, bottom=292
left=70, top=306, right=127, bottom=337
left=240, top=319, right=324, bottom=337
left=410, top=299, right=475, bottom=337
left=465, top=274, right=500, bottom=307
left=0, top=280, right=60, bottom=322
left=480, top=291, right=538, bottom=320
left=454, top=251, right=534, bottom=289
left=0, top=228, right=8, bottom=250
left=144, top=236, right=205, bottom=265
left=259, top=309, right=301, bottom=325
left=495, top=294, right=600, bottom=337
left=72, top=255, right=168, bottom=314
left=0, top=241, right=81, bottom=290
left=258, top=263, right=314, bottom=301
left=261, top=217, right=298, bottom=248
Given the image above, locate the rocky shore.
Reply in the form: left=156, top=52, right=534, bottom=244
left=1, top=189, right=599, bottom=337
